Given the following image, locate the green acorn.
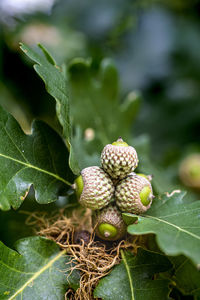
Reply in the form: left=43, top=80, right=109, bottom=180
left=74, top=166, right=115, bottom=210
left=115, top=173, right=154, bottom=214
left=136, top=173, right=153, bottom=182
left=179, top=154, right=200, bottom=190
left=101, top=137, right=138, bottom=180
left=93, top=205, right=126, bottom=241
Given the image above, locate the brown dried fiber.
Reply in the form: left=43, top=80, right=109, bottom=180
left=23, top=207, right=144, bottom=300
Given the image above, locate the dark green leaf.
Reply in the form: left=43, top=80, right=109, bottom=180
left=94, top=248, right=172, bottom=300
left=0, top=105, right=73, bottom=210
left=127, top=192, right=200, bottom=265
left=170, top=255, right=200, bottom=297
left=122, top=212, right=138, bottom=225
left=70, top=127, right=100, bottom=170
left=0, top=236, right=79, bottom=299
left=120, top=91, right=141, bottom=131
left=38, top=43, right=57, bottom=66
left=20, top=44, right=141, bottom=171
left=133, top=135, right=176, bottom=194
left=100, top=58, right=119, bottom=101
left=68, top=58, right=141, bottom=147
left=20, top=43, right=80, bottom=175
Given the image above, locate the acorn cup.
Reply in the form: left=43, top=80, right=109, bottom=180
left=115, top=173, right=154, bottom=214
left=93, top=204, right=126, bottom=241
left=74, top=166, right=115, bottom=210
left=101, top=137, right=138, bottom=181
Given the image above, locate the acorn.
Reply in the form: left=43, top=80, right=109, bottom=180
left=93, top=205, right=126, bottom=241
left=179, top=154, right=200, bottom=190
left=74, top=166, right=115, bottom=210
left=101, top=137, right=138, bottom=180
left=136, top=173, right=153, bottom=182
left=115, top=173, right=154, bottom=214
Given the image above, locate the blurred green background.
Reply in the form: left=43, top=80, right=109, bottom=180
left=0, top=0, right=200, bottom=245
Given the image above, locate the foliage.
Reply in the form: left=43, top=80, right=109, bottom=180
left=1, top=1, right=200, bottom=297
left=0, top=105, right=73, bottom=211
left=123, top=192, right=200, bottom=265
left=169, top=255, right=200, bottom=298
left=0, top=236, right=79, bottom=299
left=94, top=248, right=172, bottom=300
left=20, top=43, right=80, bottom=176
left=20, top=43, right=141, bottom=172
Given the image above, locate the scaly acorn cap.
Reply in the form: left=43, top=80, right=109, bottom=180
left=93, top=205, right=126, bottom=241
left=179, top=154, right=200, bottom=190
left=115, top=173, right=154, bottom=214
left=101, top=137, right=138, bottom=180
left=75, top=166, right=115, bottom=210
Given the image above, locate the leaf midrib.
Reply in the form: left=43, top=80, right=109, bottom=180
left=0, top=153, right=71, bottom=186
left=145, top=215, right=200, bottom=240
left=8, top=249, right=66, bottom=300
left=121, top=250, right=135, bottom=300
left=147, top=206, right=199, bottom=219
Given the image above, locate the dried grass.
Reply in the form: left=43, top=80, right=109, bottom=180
left=23, top=207, right=145, bottom=300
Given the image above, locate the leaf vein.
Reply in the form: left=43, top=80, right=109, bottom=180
left=8, top=250, right=66, bottom=300
left=0, top=260, right=34, bottom=275
left=121, top=250, right=135, bottom=300
left=0, top=153, right=71, bottom=186
left=147, top=207, right=200, bottom=219
left=3, top=125, right=28, bottom=163
left=3, top=167, right=28, bottom=193
left=145, top=215, right=200, bottom=240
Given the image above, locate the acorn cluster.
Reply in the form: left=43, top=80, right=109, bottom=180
left=74, top=138, right=154, bottom=241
